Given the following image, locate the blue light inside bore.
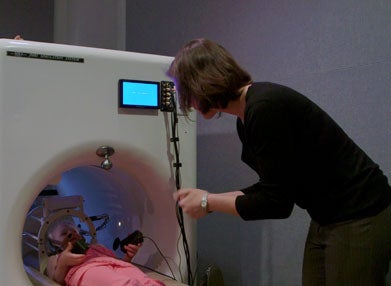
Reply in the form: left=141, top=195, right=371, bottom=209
left=122, top=81, right=158, bottom=107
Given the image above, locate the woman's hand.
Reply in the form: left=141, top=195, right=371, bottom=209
left=122, top=243, right=142, bottom=262
left=174, top=188, right=209, bottom=219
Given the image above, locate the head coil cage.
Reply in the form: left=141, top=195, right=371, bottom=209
left=22, top=195, right=97, bottom=274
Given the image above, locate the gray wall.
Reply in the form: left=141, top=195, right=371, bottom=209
left=1, top=1, right=390, bottom=285
left=0, top=0, right=53, bottom=42
left=53, top=0, right=126, bottom=50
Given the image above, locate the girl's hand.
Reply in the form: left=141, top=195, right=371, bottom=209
left=122, top=243, right=142, bottom=262
left=58, top=242, right=86, bottom=268
left=51, top=242, right=86, bottom=284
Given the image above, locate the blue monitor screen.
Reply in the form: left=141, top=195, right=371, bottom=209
left=119, top=79, right=159, bottom=109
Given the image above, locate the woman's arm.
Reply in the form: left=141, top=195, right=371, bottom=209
left=174, top=188, right=244, bottom=218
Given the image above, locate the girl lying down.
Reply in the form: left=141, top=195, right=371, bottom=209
left=46, top=217, right=165, bottom=286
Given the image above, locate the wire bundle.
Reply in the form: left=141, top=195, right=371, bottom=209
left=170, top=96, right=194, bottom=285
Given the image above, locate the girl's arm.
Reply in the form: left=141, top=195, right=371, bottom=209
left=47, top=243, right=85, bottom=285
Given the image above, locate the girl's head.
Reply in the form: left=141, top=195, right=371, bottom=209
left=167, top=38, right=252, bottom=117
left=46, top=216, right=81, bottom=252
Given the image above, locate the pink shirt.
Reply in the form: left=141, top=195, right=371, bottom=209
left=65, top=244, right=165, bottom=285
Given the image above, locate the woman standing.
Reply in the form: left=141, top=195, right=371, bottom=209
left=169, top=38, right=391, bottom=286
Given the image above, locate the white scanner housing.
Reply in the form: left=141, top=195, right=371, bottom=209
left=0, top=39, right=196, bottom=285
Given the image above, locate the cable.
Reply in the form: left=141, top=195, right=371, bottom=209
left=176, top=230, right=184, bottom=282
left=91, top=213, right=110, bottom=231
left=169, top=95, right=194, bottom=285
left=79, top=213, right=110, bottom=236
left=142, top=236, right=177, bottom=280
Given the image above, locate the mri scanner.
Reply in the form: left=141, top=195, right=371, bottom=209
left=0, top=39, right=196, bottom=285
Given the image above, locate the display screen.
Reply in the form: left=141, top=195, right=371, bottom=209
left=119, top=79, right=159, bottom=109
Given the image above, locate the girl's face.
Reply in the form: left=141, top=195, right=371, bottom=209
left=51, top=222, right=81, bottom=246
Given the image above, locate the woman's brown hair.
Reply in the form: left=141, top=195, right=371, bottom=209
left=167, top=38, right=252, bottom=116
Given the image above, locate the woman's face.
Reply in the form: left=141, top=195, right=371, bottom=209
left=199, top=108, right=219, bottom=119
left=191, top=98, right=219, bottom=119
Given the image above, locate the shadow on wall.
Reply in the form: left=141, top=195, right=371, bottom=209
left=197, top=132, right=310, bottom=286
left=197, top=132, right=253, bottom=286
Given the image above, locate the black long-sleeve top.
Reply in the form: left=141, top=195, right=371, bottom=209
left=235, top=82, right=391, bottom=225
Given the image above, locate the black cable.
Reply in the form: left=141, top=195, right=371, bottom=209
left=175, top=230, right=184, bottom=281
left=79, top=214, right=109, bottom=236
left=169, top=96, right=194, bottom=285
left=91, top=214, right=110, bottom=231
left=141, top=236, right=177, bottom=280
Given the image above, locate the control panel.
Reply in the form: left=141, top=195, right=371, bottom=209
left=160, top=81, right=176, bottom=112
